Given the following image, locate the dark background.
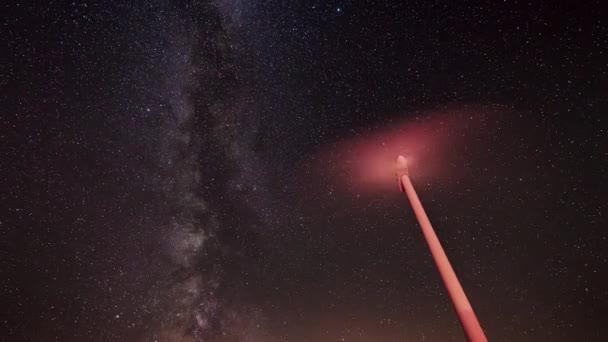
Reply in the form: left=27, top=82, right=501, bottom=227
left=3, top=1, right=607, bottom=341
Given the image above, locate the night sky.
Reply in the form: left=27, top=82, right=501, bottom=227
left=3, top=1, right=608, bottom=341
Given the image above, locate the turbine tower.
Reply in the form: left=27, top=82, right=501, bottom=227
left=396, top=155, right=488, bottom=342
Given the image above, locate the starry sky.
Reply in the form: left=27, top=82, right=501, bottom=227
left=3, top=1, right=608, bottom=341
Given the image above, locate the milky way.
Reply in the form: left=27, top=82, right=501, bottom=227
left=134, top=2, right=268, bottom=340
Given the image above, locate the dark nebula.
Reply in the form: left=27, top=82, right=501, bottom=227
left=3, top=1, right=607, bottom=341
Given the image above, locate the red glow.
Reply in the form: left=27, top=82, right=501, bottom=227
left=313, top=107, right=489, bottom=193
